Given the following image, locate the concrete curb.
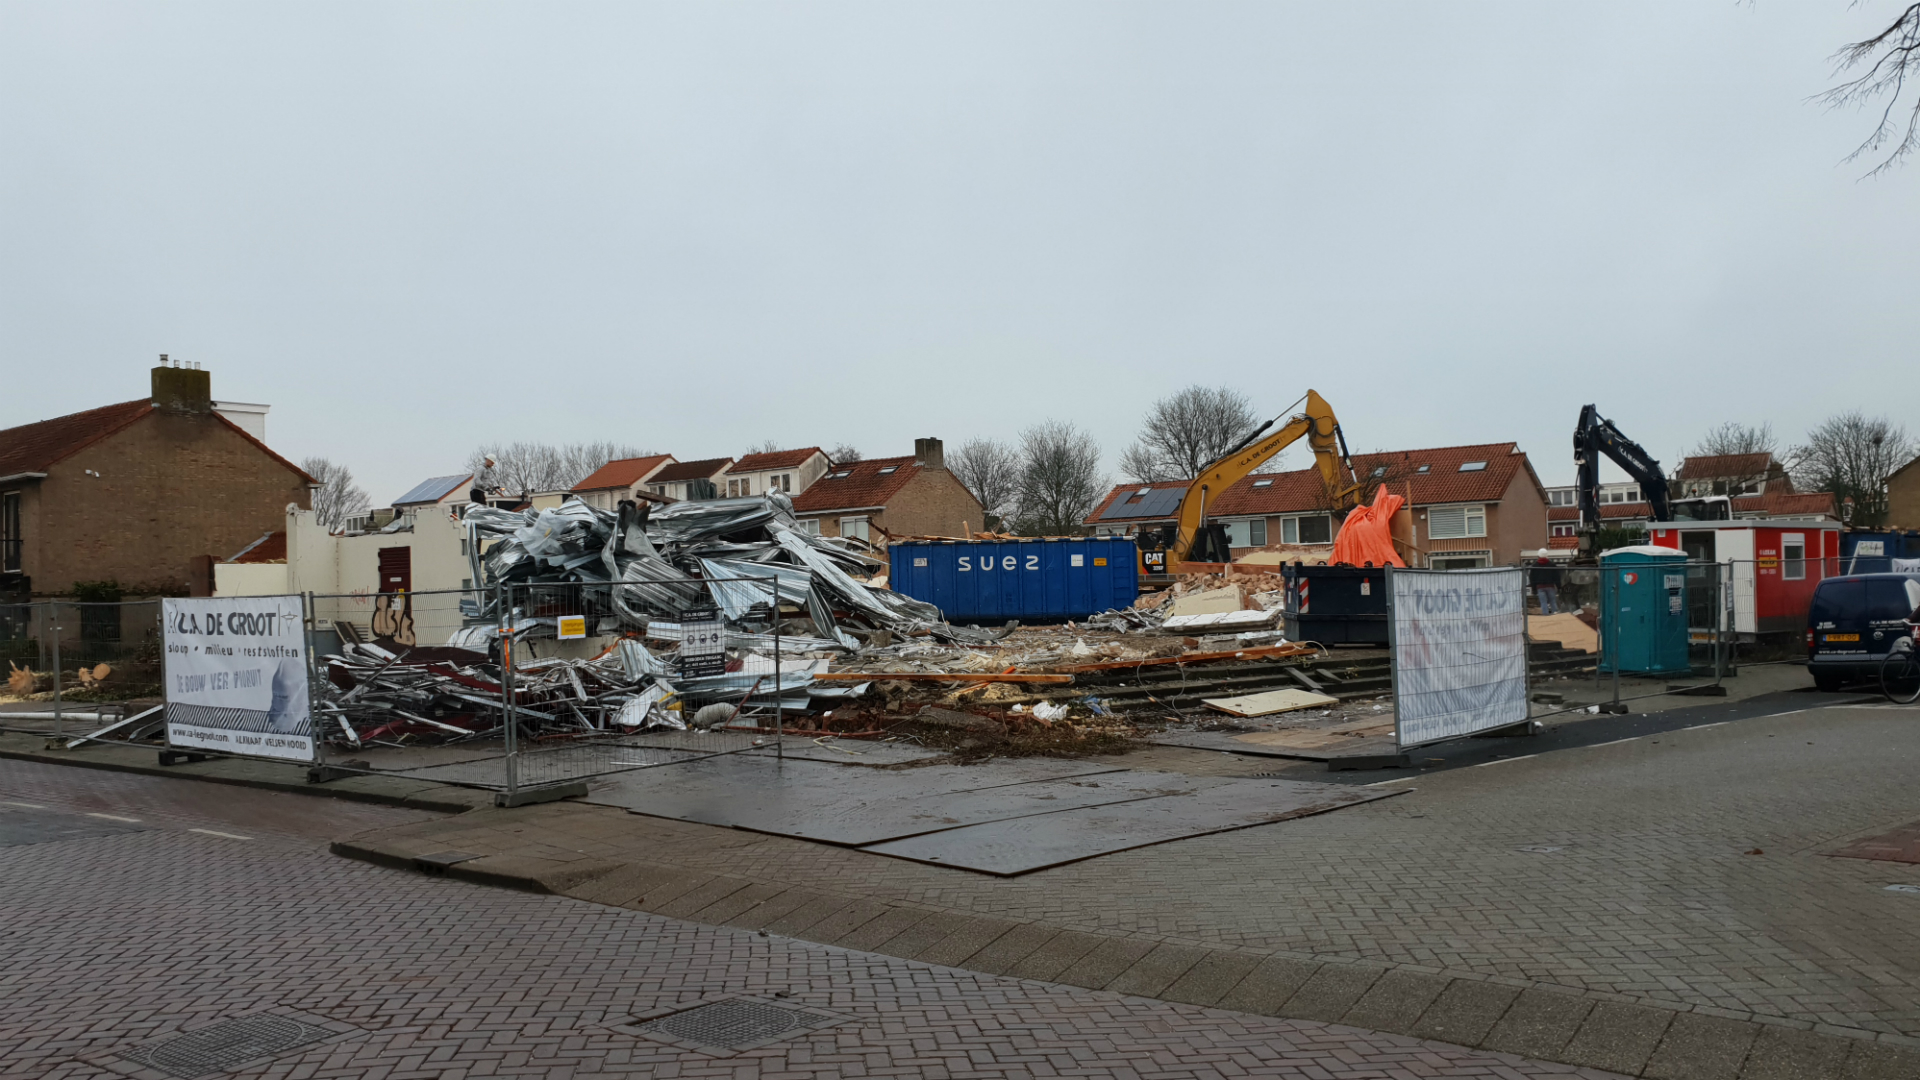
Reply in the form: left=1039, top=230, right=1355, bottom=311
left=328, top=833, right=1920, bottom=1080
left=0, top=737, right=492, bottom=814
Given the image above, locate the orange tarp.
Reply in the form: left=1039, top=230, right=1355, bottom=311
left=1329, top=486, right=1406, bottom=568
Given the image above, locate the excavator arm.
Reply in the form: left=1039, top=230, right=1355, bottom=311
left=1160, top=390, right=1360, bottom=570
left=1572, top=404, right=1671, bottom=554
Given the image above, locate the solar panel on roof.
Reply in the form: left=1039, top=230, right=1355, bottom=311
left=1100, top=486, right=1184, bottom=521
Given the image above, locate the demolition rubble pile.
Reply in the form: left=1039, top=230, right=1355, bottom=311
left=315, top=493, right=997, bottom=747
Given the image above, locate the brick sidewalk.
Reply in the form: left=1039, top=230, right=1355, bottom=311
left=1, top=760, right=1621, bottom=1080
left=329, top=704, right=1920, bottom=1079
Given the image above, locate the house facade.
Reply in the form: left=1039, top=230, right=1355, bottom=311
left=1673, top=452, right=1792, bottom=498
left=0, top=363, right=312, bottom=599
left=1086, top=442, right=1550, bottom=569
left=721, top=448, right=830, bottom=499
left=645, top=457, right=733, bottom=502
left=572, top=454, right=675, bottom=510
left=1884, top=454, right=1920, bottom=530
left=789, top=438, right=982, bottom=546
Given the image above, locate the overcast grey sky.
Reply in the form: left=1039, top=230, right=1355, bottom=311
left=3, top=2, right=1914, bottom=503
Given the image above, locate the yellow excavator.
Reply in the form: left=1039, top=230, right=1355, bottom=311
left=1135, top=390, right=1364, bottom=577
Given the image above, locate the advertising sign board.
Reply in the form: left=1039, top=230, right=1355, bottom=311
left=1389, top=567, right=1529, bottom=748
left=162, top=596, right=314, bottom=762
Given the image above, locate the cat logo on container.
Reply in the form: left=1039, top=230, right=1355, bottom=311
left=556, top=615, right=587, bottom=640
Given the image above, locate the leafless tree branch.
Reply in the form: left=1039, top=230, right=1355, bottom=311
left=1817, top=3, right=1920, bottom=175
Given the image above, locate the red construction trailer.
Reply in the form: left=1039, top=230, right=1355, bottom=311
left=1645, top=520, right=1841, bottom=638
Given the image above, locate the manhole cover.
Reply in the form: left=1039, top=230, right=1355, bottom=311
left=634, top=998, right=839, bottom=1052
left=118, top=1014, right=333, bottom=1078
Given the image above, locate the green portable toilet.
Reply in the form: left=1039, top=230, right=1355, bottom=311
left=1598, top=545, right=1690, bottom=674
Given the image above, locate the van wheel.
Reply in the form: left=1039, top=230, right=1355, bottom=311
left=1812, top=670, right=1842, bottom=693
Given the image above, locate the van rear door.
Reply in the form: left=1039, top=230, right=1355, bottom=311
left=1865, top=577, right=1920, bottom=657
left=1809, top=579, right=1867, bottom=657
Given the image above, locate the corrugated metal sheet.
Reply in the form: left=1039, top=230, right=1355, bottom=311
left=888, top=538, right=1139, bottom=624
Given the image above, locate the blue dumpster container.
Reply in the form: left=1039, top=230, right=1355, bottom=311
left=1840, top=530, right=1920, bottom=575
left=888, top=538, right=1139, bottom=624
left=1598, top=546, right=1690, bottom=674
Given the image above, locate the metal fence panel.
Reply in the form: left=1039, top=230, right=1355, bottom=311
left=1390, top=567, right=1529, bottom=748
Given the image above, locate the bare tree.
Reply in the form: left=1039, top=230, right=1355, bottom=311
left=464, top=441, right=650, bottom=495
left=1789, top=411, right=1916, bottom=526
left=827, top=443, right=863, bottom=464
left=948, top=437, right=1020, bottom=530
left=745, top=439, right=785, bottom=456
left=1690, top=422, right=1778, bottom=459
left=1012, top=421, right=1108, bottom=536
left=1119, top=386, right=1260, bottom=482
left=301, top=456, right=371, bottom=531
left=1819, top=4, right=1920, bottom=175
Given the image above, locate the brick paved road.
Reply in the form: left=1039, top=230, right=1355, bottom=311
left=0, top=759, right=1621, bottom=1080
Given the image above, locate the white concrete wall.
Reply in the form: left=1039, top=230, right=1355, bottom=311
left=212, top=561, right=289, bottom=596
left=220, top=505, right=481, bottom=646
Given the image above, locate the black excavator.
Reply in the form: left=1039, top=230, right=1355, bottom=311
left=1572, top=404, right=1728, bottom=559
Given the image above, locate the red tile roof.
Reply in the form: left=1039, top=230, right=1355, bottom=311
left=574, top=454, right=674, bottom=492
left=731, top=447, right=824, bottom=472
left=1547, top=536, right=1580, bottom=549
left=1083, top=480, right=1191, bottom=524
left=1675, top=453, right=1774, bottom=480
left=1548, top=503, right=1653, bottom=521
left=0, top=397, right=312, bottom=487
left=791, top=455, right=920, bottom=513
left=651, top=457, right=734, bottom=484
left=0, top=398, right=155, bottom=478
left=1210, top=443, right=1539, bottom=517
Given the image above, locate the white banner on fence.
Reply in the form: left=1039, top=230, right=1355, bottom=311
left=162, top=596, right=313, bottom=761
left=1390, top=567, right=1528, bottom=748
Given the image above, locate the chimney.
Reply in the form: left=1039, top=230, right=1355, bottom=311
left=151, top=355, right=212, bottom=414
left=914, top=437, right=945, bottom=471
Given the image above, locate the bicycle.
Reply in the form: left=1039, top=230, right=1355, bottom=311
left=1881, top=629, right=1920, bottom=705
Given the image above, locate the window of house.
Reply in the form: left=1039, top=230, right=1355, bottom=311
left=1224, top=519, right=1268, bottom=548
left=1430, top=551, right=1491, bottom=570
left=830, top=470, right=852, bottom=480
left=1624, top=487, right=1639, bottom=501
left=840, top=516, right=870, bottom=542
left=1370, top=465, right=1388, bottom=478
left=1253, top=478, right=1273, bottom=487
left=798, top=518, right=820, bottom=535
left=1282, top=514, right=1332, bottom=545
left=1, top=490, right=19, bottom=573
left=1427, top=505, right=1487, bottom=539
left=1551, top=523, right=1576, bottom=537
left=1417, top=464, right=1431, bottom=473
left=780, top=474, right=791, bottom=492
left=1458, top=461, right=1487, bottom=472
left=877, top=466, right=898, bottom=475
left=1782, top=533, right=1806, bottom=580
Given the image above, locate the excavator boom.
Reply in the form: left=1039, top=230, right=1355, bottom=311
left=1148, top=390, right=1360, bottom=573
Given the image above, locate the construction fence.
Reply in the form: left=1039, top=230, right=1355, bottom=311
left=305, top=576, right=802, bottom=796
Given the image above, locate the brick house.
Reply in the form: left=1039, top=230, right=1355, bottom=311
left=1085, top=442, right=1550, bottom=568
left=1888, top=454, right=1920, bottom=530
left=1673, top=452, right=1793, bottom=498
left=789, top=438, right=982, bottom=546
left=720, top=448, right=831, bottom=499
left=0, top=363, right=313, bottom=598
left=644, top=457, right=734, bottom=502
left=572, top=454, right=676, bottom=510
